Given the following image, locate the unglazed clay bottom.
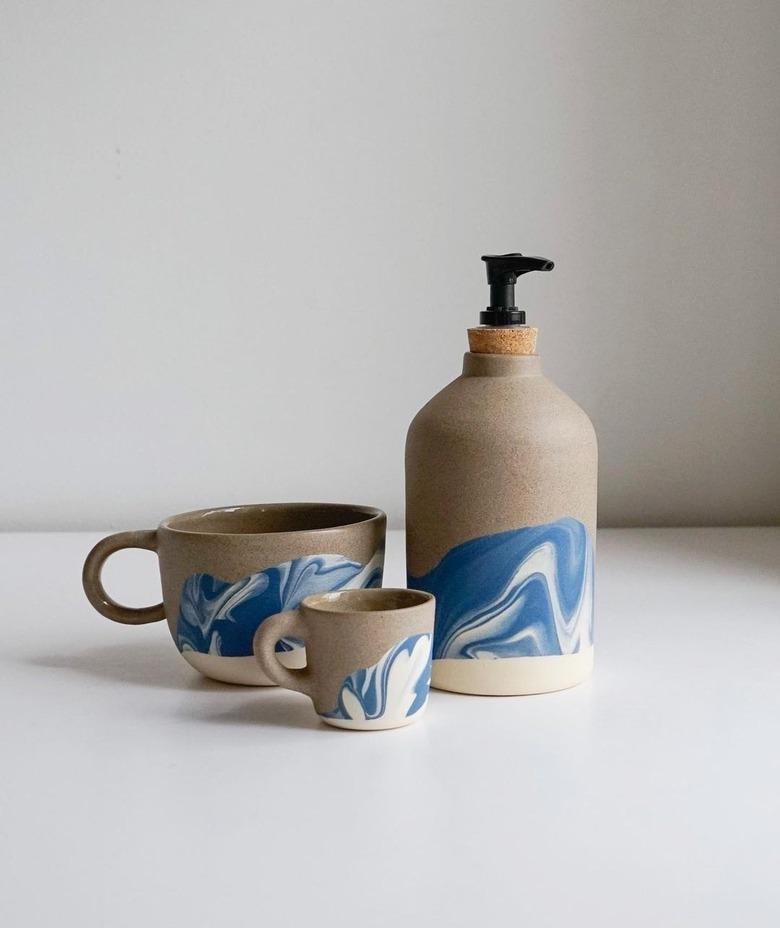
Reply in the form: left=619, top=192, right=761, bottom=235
left=319, top=707, right=427, bottom=731
left=182, top=648, right=306, bottom=686
left=431, top=647, right=594, bottom=696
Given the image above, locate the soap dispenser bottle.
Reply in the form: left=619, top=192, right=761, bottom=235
left=405, top=254, right=597, bottom=695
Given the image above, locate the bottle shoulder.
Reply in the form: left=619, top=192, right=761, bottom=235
left=408, top=372, right=596, bottom=447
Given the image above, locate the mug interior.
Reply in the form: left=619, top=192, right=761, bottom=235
left=162, top=503, right=382, bottom=536
left=305, top=588, right=432, bottom=613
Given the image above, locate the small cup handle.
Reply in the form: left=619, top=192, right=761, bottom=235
left=253, top=610, right=313, bottom=697
left=82, top=530, right=165, bottom=625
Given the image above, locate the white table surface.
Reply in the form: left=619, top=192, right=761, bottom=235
left=1, top=528, right=779, bottom=926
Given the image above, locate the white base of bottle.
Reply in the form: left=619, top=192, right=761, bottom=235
left=431, top=646, right=594, bottom=696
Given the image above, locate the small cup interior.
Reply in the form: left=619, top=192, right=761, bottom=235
left=305, top=588, right=431, bottom=613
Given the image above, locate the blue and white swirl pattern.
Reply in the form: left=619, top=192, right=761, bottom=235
left=409, top=518, right=593, bottom=660
left=322, top=634, right=432, bottom=722
left=176, top=550, right=383, bottom=657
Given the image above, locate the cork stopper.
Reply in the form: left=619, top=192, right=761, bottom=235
left=468, top=326, right=538, bottom=356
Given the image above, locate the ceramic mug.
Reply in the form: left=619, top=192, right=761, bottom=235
left=82, top=503, right=386, bottom=685
left=253, top=588, right=435, bottom=730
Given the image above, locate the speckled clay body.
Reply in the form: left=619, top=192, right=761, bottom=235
left=254, top=588, right=435, bottom=730
left=83, top=503, right=386, bottom=685
left=406, top=318, right=597, bottom=696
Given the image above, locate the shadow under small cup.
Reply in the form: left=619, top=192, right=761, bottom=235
left=82, top=503, right=386, bottom=686
left=253, top=588, right=435, bottom=731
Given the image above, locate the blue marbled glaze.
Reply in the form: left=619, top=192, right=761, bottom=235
left=408, top=518, right=593, bottom=660
left=322, top=633, right=432, bottom=722
left=177, top=551, right=383, bottom=657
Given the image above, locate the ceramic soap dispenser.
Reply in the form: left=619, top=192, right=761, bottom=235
left=405, top=253, right=597, bottom=695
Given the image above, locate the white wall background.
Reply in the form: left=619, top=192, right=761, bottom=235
left=2, top=0, right=779, bottom=530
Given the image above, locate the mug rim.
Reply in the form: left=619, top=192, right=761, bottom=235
left=303, top=587, right=434, bottom=615
left=159, top=502, right=385, bottom=537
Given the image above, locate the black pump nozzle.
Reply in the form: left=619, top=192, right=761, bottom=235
left=480, top=253, right=554, bottom=326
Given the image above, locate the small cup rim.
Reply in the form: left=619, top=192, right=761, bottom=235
left=302, top=587, right=434, bottom=615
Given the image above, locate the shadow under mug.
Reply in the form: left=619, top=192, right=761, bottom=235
left=254, top=588, right=435, bottom=731
left=82, top=503, right=386, bottom=685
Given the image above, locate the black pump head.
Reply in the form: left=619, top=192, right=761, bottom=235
left=480, top=253, right=554, bottom=326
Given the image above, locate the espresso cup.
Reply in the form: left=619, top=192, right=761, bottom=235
left=253, top=588, right=435, bottom=730
left=82, top=503, right=386, bottom=685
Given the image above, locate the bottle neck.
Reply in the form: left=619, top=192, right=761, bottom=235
left=467, top=325, right=537, bottom=356
left=462, top=352, right=542, bottom=378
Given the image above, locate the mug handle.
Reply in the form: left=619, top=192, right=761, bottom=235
left=253, top=610, right=313, bottom=696
left=82, top=530, right=165, bottom=625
